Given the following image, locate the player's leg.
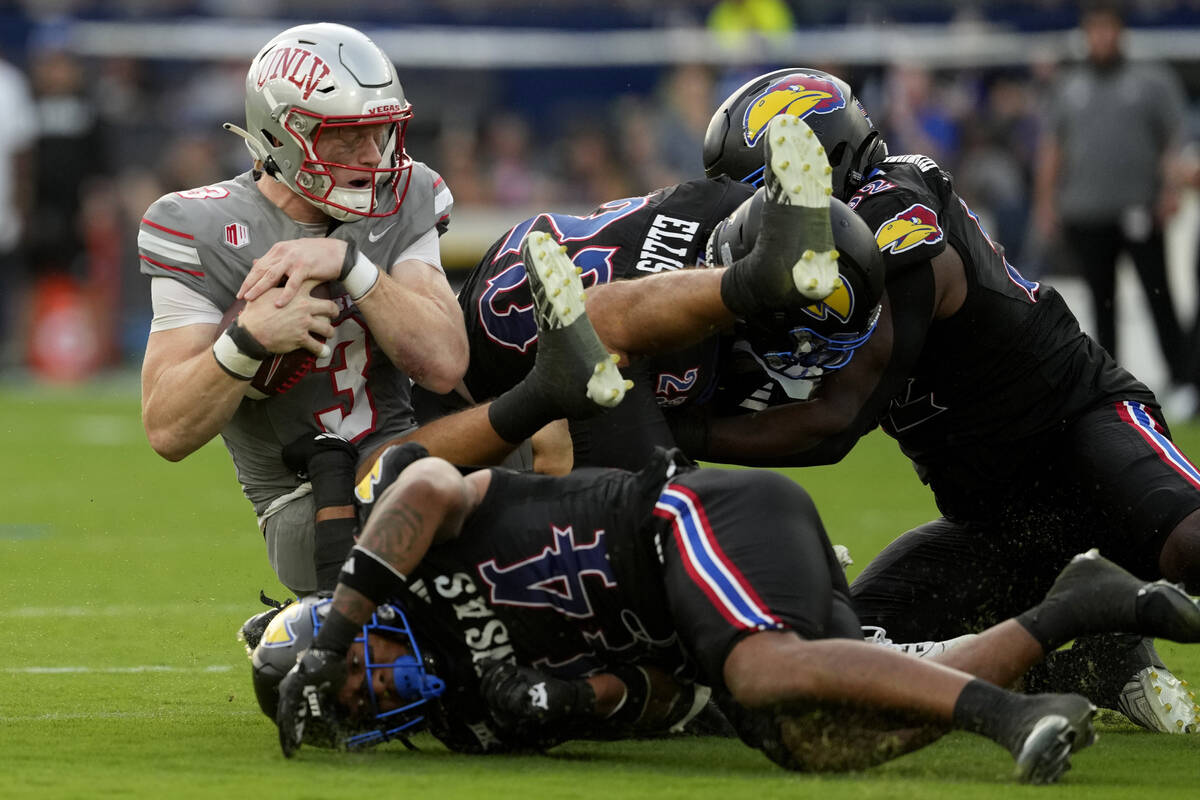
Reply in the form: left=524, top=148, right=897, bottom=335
left=653, top=468, right=1093, bottom=782
left=587, top=114, right=839, bottom=358
left=1055, top=399, right=1200, bottom=730
left=718, top=114, right=840, bottom=316
left=359, top=233, right=632, bottom=473
left=850, top=517, right=1066, bottom=641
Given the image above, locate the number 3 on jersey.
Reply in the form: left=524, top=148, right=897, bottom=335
left=311, top=315, right=375, bottom=441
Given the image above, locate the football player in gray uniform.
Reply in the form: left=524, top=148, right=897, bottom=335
left=138, top=23, right=627, bottom=595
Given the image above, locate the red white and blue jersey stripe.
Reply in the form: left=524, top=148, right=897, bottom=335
left=653, top=483, right=784, bottom=632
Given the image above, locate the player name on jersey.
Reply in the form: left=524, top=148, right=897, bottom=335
left=634, top=213, right=702, bottom=274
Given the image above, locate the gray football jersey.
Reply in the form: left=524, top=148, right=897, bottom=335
left=138, top=163, right=454, bottom=514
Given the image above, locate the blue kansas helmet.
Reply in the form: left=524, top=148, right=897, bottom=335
left=245, top=594, right=445, bottom=748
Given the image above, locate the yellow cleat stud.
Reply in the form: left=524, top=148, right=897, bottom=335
left=609, top=353, right=620, bottom=363
left=1154, top=686, right=1163, bottom=694
left=1151, top=671, right=1160, bottom=680
left=624, top=379, right=634, bottom=389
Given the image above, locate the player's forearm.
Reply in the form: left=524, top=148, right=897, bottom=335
left=356, top=275, right=468, bottom=392
left=355, top=457, right=469, bottom=573
left=141, top=354, right=246, bottom=460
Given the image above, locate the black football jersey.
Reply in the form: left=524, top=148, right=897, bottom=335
left=391, top=452, right=696, bottom=751
left=845, top=156, right=1156, bottom=513
left=457, top=177, right=754, bottom=406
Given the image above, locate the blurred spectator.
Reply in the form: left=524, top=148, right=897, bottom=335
left=1032, top=1, right=1188, bottom=393
left=707, top=0, right=795, bottom=46
left=435, top=121, right=488, bottom=207
left=0, top=50, right=36, bottom=368
left=482, top=112, right=555, bottom=207
left=554, top=118, right=635, bottom=206
left=880, top=62, right=963, bottom=166
left=29, top=45, right=107, bottom=277
left=955, top=72, right=1040, bottom=267
left=650, top=63, right=716, bottom=185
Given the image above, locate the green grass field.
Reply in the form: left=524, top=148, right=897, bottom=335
left=2, top=377, right=1199, bottom=799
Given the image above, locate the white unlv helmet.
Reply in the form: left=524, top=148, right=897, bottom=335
left=225, top=22, right=414, bottom=221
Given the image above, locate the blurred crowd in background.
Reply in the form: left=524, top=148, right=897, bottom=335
left=3, top=0, right=1200, bottom=391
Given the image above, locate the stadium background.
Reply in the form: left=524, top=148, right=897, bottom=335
left=4, top=3, right=1200, bottom=795
left=3, top=0, right=1200, bottom=393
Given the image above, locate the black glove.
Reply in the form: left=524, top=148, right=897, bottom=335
left=276, top=647, right=349, bottom=758
left=479, top=660, right=595, bottom=735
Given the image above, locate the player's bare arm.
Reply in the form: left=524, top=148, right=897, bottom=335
left=141, top=284, right=338, bottom=461
left=141, top=322, right=247, bottom=461
left=353, top=257, right=469, bottom=393
left=699, top=295, right=900, bottom=465
left=329, top=459, right=488, bottom=627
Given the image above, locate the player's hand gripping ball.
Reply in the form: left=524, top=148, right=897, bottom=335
left=219, top=282, right=332, bottom=399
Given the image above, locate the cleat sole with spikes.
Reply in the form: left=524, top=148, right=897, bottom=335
left=522, top=231, right=630, bottom=410
left=1118, top=666, right=1200, bottom=733
left=762, top=114, right=838, bottom=301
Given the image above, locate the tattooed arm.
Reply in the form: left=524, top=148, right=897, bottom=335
left=330, top=458, right=492, bottom=624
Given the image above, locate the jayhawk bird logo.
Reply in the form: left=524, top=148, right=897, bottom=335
left=875, top=203, right=943, bottom=255
left=742, top=73, right=847, bottom=147
left=799, top=276, right=854, bottom=324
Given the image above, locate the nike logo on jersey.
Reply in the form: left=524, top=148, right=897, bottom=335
left=368, top=222, right=397, bottom=243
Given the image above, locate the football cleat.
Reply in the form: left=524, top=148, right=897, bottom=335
left=1009, top=694, right=1097, bottom=785
left=1118, top=666, right=1200, bottom=733
left=862, top=626, right=978, bottom=659
left=761, top=114, right=839, bottom=301
left=522, top=231, right=631, bottom=411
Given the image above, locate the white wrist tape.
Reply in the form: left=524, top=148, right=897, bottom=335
left=343, top=249, right=380, bottom=301
left=212, top=329, right=263, bottom=380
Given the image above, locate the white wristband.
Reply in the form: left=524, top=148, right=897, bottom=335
left=343, top=249, right=381, bottom=301
left=212, top=330, right=263, bottom=380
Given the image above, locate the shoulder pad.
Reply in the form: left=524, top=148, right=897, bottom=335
left=847, top=160, right=947, bottom=268
left=412, top=161, right=454, bottom=235
left=138, top=192, right=211, bottom=295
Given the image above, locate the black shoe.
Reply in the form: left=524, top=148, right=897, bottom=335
left=1042, top=549, right=1200, bottom=642
left=1008, top=694, right=1096, bottom=785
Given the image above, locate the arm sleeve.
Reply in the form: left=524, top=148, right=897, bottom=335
left=393, top=226, right=444, bottom=273
left=149, top=277, right=223, bottom=333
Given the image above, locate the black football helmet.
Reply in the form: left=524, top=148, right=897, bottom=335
left=704, top=68, right=887, bottom=201
left=707, top=191, right=884, bottom=379
left=245, top=594, right=445, bottom=749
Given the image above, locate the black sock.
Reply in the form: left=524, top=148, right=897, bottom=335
left=952, top=679, right=1028, bottom=753
left=313, top=516, right=357, bottom=592
left=488, top=376, right=560, bottom=444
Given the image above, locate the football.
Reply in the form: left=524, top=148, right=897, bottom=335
left=217, top=282, right=332, bottom=399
